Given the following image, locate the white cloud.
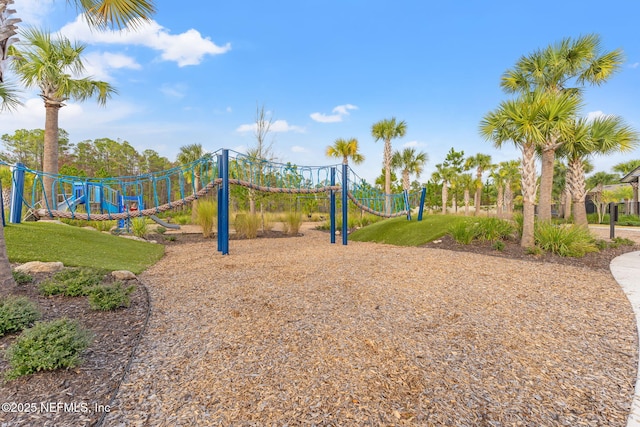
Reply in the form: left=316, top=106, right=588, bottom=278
left=13, top=0, right=55, bottom=26
left=403, top=140, right=426, bottom=148
left=310, top=104, right=358, bottom=123
left=83, top=52, right=141, bottom=81
left=630, top=62, right=639, bottom=69
left=160, top=83, right=188, bottom=98
left=291, top=146, right=307, bottom=153
left=586, top=110, right=606, bottom=122
left=58, top=15, right=231, bottom=67
left=236, top=120, right=305, bottom=134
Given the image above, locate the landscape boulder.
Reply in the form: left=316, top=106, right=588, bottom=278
left=15, top=261, right=64, bottom=274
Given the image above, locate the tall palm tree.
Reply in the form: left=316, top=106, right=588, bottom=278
left=371, top=117, right=407, bottom=214
left=480, top=91, right=548, bottom=248
left=325, top=137, right=364, bottom=165
left=501, top=34, right=624, bottom=221
left=391, top=147, right=427, bottom=191
left=613, top=160, right=640, bottom=177
left=499, top=160, right=521, bottom=216
left=10, top=28, right=115, bottom=210
left=0, top=0, right=154, bottom=288
left=465, top=153, right=492, bottom=216
left=458, top=173, right=474, bottom=216
left=562, top=116, right=638, bottom=226
left=431, top=163, right=456, bottom=215
left=0, top=0, right=21, bottom=110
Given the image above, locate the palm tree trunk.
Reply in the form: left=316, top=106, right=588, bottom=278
left=43, top=101, right=61, bottom=212
left=521, top=143, right=537, bottom=248
left=384, top=139, right=392, bottom=215
left=0, top=222, right=15, bottom=287
left=568, top=158, right=589, bottom=227
left=402, top=170, right=410, bottom=192
left=441, top=183, right=448, bottom=215
left=474, top=172, right=482, bottom=216
left=504, top=181, right=513, bottom=214
left=464, top=189, right=470, bottom=216
left=496, top=185, right=504, bottom=218
left=538, top=147, right=555, bottom=221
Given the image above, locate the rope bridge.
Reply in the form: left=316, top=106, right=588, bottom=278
left=4, top=149, right=426, bottom=251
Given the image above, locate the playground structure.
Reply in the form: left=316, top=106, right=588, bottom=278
left=4, top=149, right=427, bottom=254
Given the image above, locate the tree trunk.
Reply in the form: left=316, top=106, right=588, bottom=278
left=0, top=222, right=16, bottom=288
left=474, top=172, right=482, bottom=216
left=496, top=185, right=504, bottom=218
left=568, top=158, right=588, bottom=227
left=464, top=189, right=470, bottom=216
left=520, top=143, right=538, bottom=248
left=537, top=147, right=555, bottom=221
left=384, top=139, right=392, bottom=215
left=441, top=183, right=448, bottom=215
left=43, top=101, right=61, bottom=212
left=632, top=182, right=639, bottom=216
left=402, top=170, right=410, bottom=192
left=504, top=181, right=513, bottom=214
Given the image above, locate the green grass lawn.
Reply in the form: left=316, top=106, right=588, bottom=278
left=349, top=214, right=470, bottom=246
left=4, top=222, right=165, bottom=274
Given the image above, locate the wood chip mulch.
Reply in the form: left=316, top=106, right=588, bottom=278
left=1, top=225, right=638, bottom=426
left=104, top=229, right=637, bottom=426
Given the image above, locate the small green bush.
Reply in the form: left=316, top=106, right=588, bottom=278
left=611, top=237, right=636, bottom=247
left=512, top=213, right=524, bottom=238
left=131, top=218, right=148, bottom=238
left=196, top=200, right=216, bottom=238
left=39, top=268, right=106, bottom=297
left=234, top=212, right=260, bottom=239
left=12, top=270, right=33, bottom=285
left=5, top=318, right=93, bottom=380
left=449, top=221, right=477, bottom=244
left=534, top=222, right=598, bottom=257
left=492, top=240, right=505, bottom=251
left=173, top=214, right=192, bottom=225
left=475, top=217, right=515, bottom=241
left=88, top=283, right=135, bottom=311
left=0, top=297, right=41, bottom=337
left=155, top=225, right=167, bottom=235
left=93, top=220, right=116, bottom=232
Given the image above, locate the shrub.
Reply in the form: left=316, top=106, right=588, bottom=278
left=284, top=211, right=303, bottom=235
left=492, top=240, right=505, bottom=251
left=449, top=221, right=477, bottom=244
left=131, top=217, right=148, bottom=238
left=155, top=225, right=167, bottom=235
left=0, top=297, right=41, bottom=337
left=5, top=318, right=93, bottom=380
left=12, top=270, right=33, bottom=285
left=196, top=200, right=216, bottom=238
left=534, top=222, right=598, bottom=257
left=88, top=283, right=135, bottom=311
left=173, top=214, right=192, bottom=225
left=611, top=237, right=636, bottom=248
left=618, top=215, right=640, bottom=227
left=234, top=212, right=260, bottom=239
left=475, top=217, right=515, bottom=241
left=512, top=213, right=524, bottom=238
left=39, top=268, right=105, bottom=297
left=93, top=220, right=116, bottom=232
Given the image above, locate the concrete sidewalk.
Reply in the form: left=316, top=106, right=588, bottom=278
left=610, top=251, right=640, bottom=427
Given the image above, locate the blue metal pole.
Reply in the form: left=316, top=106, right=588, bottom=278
left=342, top=163, right=348, bottom=245
left=221, top=149, right=230, bottom=255
left=404, top=190, right=411, bottom=220
left=330, top=167, right=336, bottom=244
left=10, top=163, right=25, bottom=224
left=417, top=187, right=427, bottom=221
left=217, top=154, right=223, bottom=253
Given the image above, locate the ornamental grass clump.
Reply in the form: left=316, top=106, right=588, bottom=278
left=0, top=297, right=41, bottom=337
left=5, top=318, right=93, bottom=380
left=88, top=283, right=135, bottom=311
left=131, top=217, right=149, bottom=238
left=534, top=222, right=598, bottom=257
left=196, top=200, right=216, bottom=238
left=284, top=211, right=303, bottom=235
left=449, top=221, right=478, bottom=244
left=234, top=212, right=260, bottom=239
left=475, top=217, right=516, bottom=241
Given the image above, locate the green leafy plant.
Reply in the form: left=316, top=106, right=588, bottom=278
left=492, top=240, right=505, bottom=251
left=39, top=268, right=106, bottom=297
left=610, top=237, right=636, bottom=248
left=130, top=218, right=149, bottom=238
left=0, top=297, right=41, bottom=337
left=155, top=225, right=167, bottom=235
left=284, top=211, right=303, bottom=235
left=196, top=200, right=216, bottom=238
left=534, top=222, right=598, bottom=257
left=5, top=318, right=93, bottom=380
left=12, top=270, right=34, bottom=285
left=449, top=221, right=478, bottom=244
left=88, top=283, right=135, bottom=311
left=93, top=220, right=116, bottom=232
left=475, top=217, right=515, bottom=241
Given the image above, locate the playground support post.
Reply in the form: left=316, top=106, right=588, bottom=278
left=342, top=164, right=348, bottom=245
left=217, top=154, right=223, bottom=253
left=330, top=167, right=336, bottom=244
left=404, top=190, right=411, bottom=221
left=220, top=150, right=230, bottom=255
left=417, top=187, right=426, bottom=221
left=10, top=163, right=25, bottom=224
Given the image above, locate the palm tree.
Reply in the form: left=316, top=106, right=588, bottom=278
left=501, top=34, right=624, bottom=221
left=391, top=147, right=427, bottom=191
left=177, top=143, right=206, bottom=213
left=371, top=117, right=407, bottom=214
left=480, top=91, right=547, bottom=248
left=613, top=160, right=640, bottom=177
left=0, top=0, right=21, bottom=110
left=10, top=29, right=115, bottom=210
left=465, top=153, right=492, bottom=216
left=563, top=116, right=638, bottom=226
left=459, top=173, right=474, bottom=216
left=499, top=160, right=521, bottom=216
left=325, top=137, right=364, bottom=165
left=431, top=163, right=456, bottom=215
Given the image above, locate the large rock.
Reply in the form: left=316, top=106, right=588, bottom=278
left=15, top=261, right=64, bottom=274
left=112, top=270, right=137, bottom=281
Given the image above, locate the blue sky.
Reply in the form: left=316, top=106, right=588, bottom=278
left=3, top=0, right=640, bottom=184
